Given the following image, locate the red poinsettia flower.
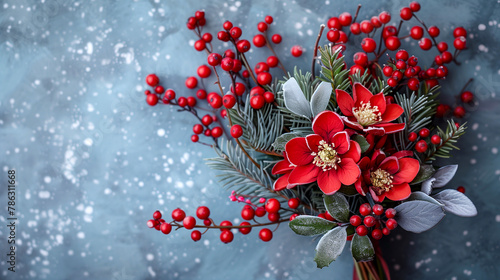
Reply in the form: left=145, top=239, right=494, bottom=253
left=284, top=111, right=361, bottom=195
left=355, top=150, right=419, bottom=202
left=271, top=152, right=296, bottom=191
left=336, top=83, right=405, bottom=135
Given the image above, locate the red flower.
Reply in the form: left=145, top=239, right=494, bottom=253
left=336, top=83, right=405, bottom=135
left=271, top=152, right=296, bottom=191
left=355, top=150, right=419, bottom=202
left=283, top=111, right=361, bottom=195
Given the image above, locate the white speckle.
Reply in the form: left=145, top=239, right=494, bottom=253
left=195, top=258, right=201, bottom=263
left=295, top=22, right=302, bottom=29
left=203, top=240, right=210, bottom=246
left=492, top=148, right=498, bottom=154
left=432, top=249, right=437, bottom=254
left=478, top=44, right=488, bottom=52
left=56, top=235, right=64, bottom=244
left=84, top=206, right=93, bottom=214
left=472, top=145, right=478, bottom=151
left=85, top=42, right=93, bottom=54
left=496, top=215, right=500, bottom=222
left=148, top=266, right=156, bottom=277
left=229, top=6, right=237, bottom=12
left=157, top=129, right=165, bottom=137
left=146, top=254, right=154, bottom=261
left=475, top=65, right=481, bottom=71
left=470, top=159, right=477, bottom=165
left=39, top=191, right=50, bottom=199
left=84, top=138, right=93, bottom=146
left=235, top=1, right=241, bottom=7
left=466, top=241, right=471, bottom=247
left=40, top=249, right=49, bottom=257
left=44, top=176, right=51, bottom=183
left=478, top=24, right=486, bottom=30
left=472, top=123, right=479, bottom=130
left=77, top=232, right=85, bottom=239
left=87, top=104, right=94, bottom=112
left=463, top=269, right=472, bottom=276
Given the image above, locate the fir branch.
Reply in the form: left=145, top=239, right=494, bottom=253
left=424, top=120, right=467, bottom=162
left=318, top=45, right=351, bottom=93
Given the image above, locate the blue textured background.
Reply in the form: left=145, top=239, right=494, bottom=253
left=1, top=0, right=499, bottom=279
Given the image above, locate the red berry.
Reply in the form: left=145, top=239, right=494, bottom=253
left=147, top=219, right=157, bottom=228
left=264, top=91, right=275, bottom=104
left=191, top=230, right=202, bottom=241
left=223, top=21, right=233, bottom=30
left=265, top=198, right=280, bottom=214
left=217, top=31, right=229, bottom=42
left=268, top=212, right=280, bottom=222
left=201, top=115, right=212, bottom=126
left=324, top=211, right=335, bottom=221
left=419, top=128, right=430, bottom=138
left=159, top=223, right=171, bottom=234
left=431, top=135, right=441, bottom=145
left=426, top=79, right=439, bottom=89
left=230, top=124, right=243, bottom=138
left=386, top=218, right=398, bottom=230
left=236, top=39, right=251, bottom=53
left=191, top=135, right=199, bottom=142
left=253, top=34, right=266, bottom=47
left=259, top=228, right=273, bottom=242
left=408, top=132, right=418, bottom=142
left=353, top=52, right=368, bottom=67
left=457, top=186, right=465, bottom=193
left=207, top=53, right=222, bottom=67
left=408, top=56, right=418, bottom=66
left=410, top=26, right=424, bottom=40
left=255, top=206, right=266, bottom=217
left=193, top=124, right=203, bottom=135
left=428, top=26, right=440, bottom=37
left=327, top=17, right=341, bottom=30
left=359, top=203, right=372, bottom=216
left=337, top=31, right=348, bottom=43
left=220, top=230, right=234, bottom=243
left=187, top=96, right=197, bottom=107
left=441, top=51, right=453, bottom=64
left=229, top=26, right=242, bottom=39
left=373, top=204, right=384, bottom=216
left=223, top=95, right=236, bottom=109
left=356, top=225, right=368, bottom=236
left=241, top=207, right=255, bottom=220
left=183, top=216, right=196, bottom=229
left=265, top=56, right=278, bottom=68
left=257, top=21, right=268, bottom=32
left=196, top=206, right=210, bottom=220
left=349, top=65, right=365, bottom=76
left=409, top=1, right=421, bottom=12
left=436, top=65, right=448, bottom=78
left=379, top=11, right=391, bottom=24
left=225, top=49, right=236, bottom=58
left=250, top=86, right=265, bottom=96
left=339, top=12, right=352, bottom=26
left=257, top=72, right=272, bottom=85
left=271, top=34, right=282, bottom=44
left=363, top=216, right=376, bottom=227
left=415, top=140, right=428, bottom=153
left=144, top=89, right=151, bottom=95
left=318, top=213, right=326, bottom=219
left=250, top=95, right=266, bottom=109
left=419, top=38, right=432, bottom=50
left=461, top=91, right=474, bottom=103
left=195, top=11, right=205, bottom=19
left=197, top=65, right=211, bottom=78
left=382, top=26, right=397, bottom=39
left=350, top=215, right=362, bottom=227
left=371, top=16, right=382, bottom=28
left=435, top=104, right=450, bottom=117
left=395, top=50, right=409, bottom=61
left=385, top=208, right=396, bottom=218
left=383, top=66, right=393, bottom=77
left=291, top=45, right=303, bottom=57
left=146, top=74, right=160, bottom=86
left=395, top=60, right=407, bottom=70
left=211, top=127, right=223, bottom=138
left=382, top=228, right=390, bottom=235
left=290, top=214, right=299, bottom=221
left=454, top=36, right=466, bottom=50
left=208, top=94, right=223, bottom=109
left=288, top=198, right=300, bottom=209
left=154, top=85, right=164, bottom=94
left=453, top=27, right=467, bottom=38
left=239, top=222, right=252, bottom=235
left=453, top=106, right=466, bottom=118
left=146, top=94, right=158, bottom=106
left=360, top=20, right=374, bottom=34
left=265, top=15, right=273, bottom=24
left=372, top=228, right=383, bottom=240
left=326, top=29, right=340, bottom=42
left=350, top=22, right=361, bottom=35
left=437, top=41, right=448, bottom=52
left=204, top=129, right=211, bottom=137
left=254, top=62, right=269, bottom=74
left=202, top=33, right=212, bottom=43
left=392, top=70, right=403, bottom=81
left=194, top=40, right=206, bottom=51
left=361, top=38, right=377, bottom=53
left=221, top=57, right=234, bottom=72
left=400, top=7, right=413, bottom=20
left=405, top=67, right=417, bottom=77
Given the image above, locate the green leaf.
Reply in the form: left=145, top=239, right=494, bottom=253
left=271, top=132, right=298, bottom=152
left=289, top=215, right=337, bottom=236
left=410, top=164, right=435, bottom=185
left=351, top=134, right=370, bottom=153
left=351, top=234, right=375, bottom=262
left=323, top=193, right=350, bottom=222
left=314, top=227, right=347, bottom=268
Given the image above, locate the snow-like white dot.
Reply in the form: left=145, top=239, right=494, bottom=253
left=478, top=23, right=486, bottom=30
left=157, top=129, right=165, bottom=137
left=44, top=176, right=51, bottom=183
left=77, top=232, right=85, bottom=239
left=39, top=191, right=50, bottom=199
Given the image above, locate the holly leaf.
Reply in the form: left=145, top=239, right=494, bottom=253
left=289, top=215, right=337, bottom=236
left=272, top=133, right=298, bottom=152
left=323, top=193, right=350, bottom=222
left=350, top=234, right=375, bottom=262
left=432, top=165, right=458, bottom=188
left=314, top=227, right=347, bottom=268
left=283, top=77, right=312, bottom=118
left=394, top=200, right=445, bottom=233
left=351, top=134, right=370, bottom=154
left=407, top=191, right=443, bottom=206
left=410, top=164, right=435, bottom=185
left=433, top=189, right=477, bottom=217
left=310, top=82, right=333, bottom=117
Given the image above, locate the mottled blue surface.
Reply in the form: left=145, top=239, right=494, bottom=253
left=1, top=0, right=499, bottom=279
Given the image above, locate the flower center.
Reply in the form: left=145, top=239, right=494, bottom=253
left=370, top=168, right=394, bottom=195
left=312, top=140, right=341, bottom=171
left=352, top=101, right=382, bottom=126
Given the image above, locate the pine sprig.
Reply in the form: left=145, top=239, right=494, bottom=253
left=423, top=120, right=467, bottom=162
left=318, top=46, right=350, bottom=93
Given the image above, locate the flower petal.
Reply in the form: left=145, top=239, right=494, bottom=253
left=385, top=183, right=411, bottom=201
left=379, top=156, right=400, bottom=174
left=305, top=134, right=323, bottom=154
left=317, top=170, right=342, bottom=195
left=285, top=137, right=313, bottom=166
left=370, top=150, right=386, bottom=168
left=337, top=158, right=361, bottom=186
left=355, top=179, right=367, bottom=196
left=369, top=93, right=386, bottom=115
left=372, top=123, right=405, bottom=134
left=335, top=89, right=354, bottom=117
left=370, top=188, right=386, bottom=202
left=272, top=158, right=294, bottom=175
left=342, top=116, right=364, bottom=131
left=353, top=82, right=373, bottom=106
left=273, top=173, right=290, bottom=191
left=362, top=126, right=386, bottom=136
left=331, top=131, right=350, bottom=154
left=358, top=156, right=371, bottom=171
left=342, top=140, right=361, bottom=163
left=288, top=164, right=320, bottom=185
left=392, top=158, right=420, bottom=184
left=380, top=104, right=404, bottom=122
left=392, top=150, right=414, bottom=159
left=312, top=111, right=345, bottom=140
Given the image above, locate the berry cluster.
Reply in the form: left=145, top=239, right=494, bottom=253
left=350, top=203, right=397, bottom=240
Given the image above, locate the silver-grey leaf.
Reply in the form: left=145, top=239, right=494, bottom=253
left=310, top=82, right=332, bottom=117
left=407, top=191, right=443, bottom=206
left=283, top=78, right=312, bottom=118
left=433, top=189, right=477, bottom=217
left=421, top=178, right=435, bottom=195
left=395, top=200, right=445, bottom=233
left=314, top=227, right=347, bottom=268
left=432, top=165, right=458, bottom=188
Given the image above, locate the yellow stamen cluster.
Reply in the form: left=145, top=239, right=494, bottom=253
left=353, top=101, right=382, bottom=126
left=312, top=140, right=341, bottom=171
left=370, top=168, right=394, bottom=195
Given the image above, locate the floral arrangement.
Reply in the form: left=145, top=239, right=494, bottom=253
left=143, top=2, right=477, bottom=279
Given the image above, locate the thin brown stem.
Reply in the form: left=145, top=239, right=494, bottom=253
left=459, top=78, right=474, bottom=93
left=347, top=4, right=362, bottom=40
left=264, top=32, right=288, bottom=77
left=189, top=219, right=289, bottom=229
left=311, top=24, right=326, bottom=81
